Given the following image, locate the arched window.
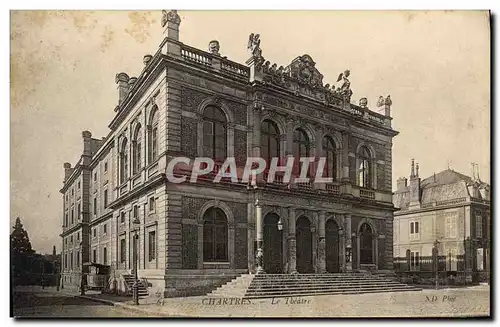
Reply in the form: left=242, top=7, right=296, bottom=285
left=147, top=108, right=158, bottom=164
left=132, top=125, right=142, bottom=175
left=358, top=146, right=372, bottom=188
left=359, top=223, right=373, bottom=264
left=323, top=136, right=337, bottom=180
left=260, top=119, right=280, bottom=168
left=119, top=138, right=128, bottom=184
left=202, top=106, right=227, bottom=162
left=203, top=207, right=228, bottom=262
left=293, top=128, right=310, bottom=176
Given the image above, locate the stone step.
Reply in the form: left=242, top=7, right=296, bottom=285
left=248, top=283, right=406, bottom=290
left=246, top=284, right=417, bottom=293
left=243, top=287, right=422, bottom=299
left=250, top=279, right=401, bottom=285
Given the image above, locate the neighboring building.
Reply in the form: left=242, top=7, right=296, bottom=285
left=60, top=10, right=399, bottom=296
left=393, top=161, right=490, bottom=280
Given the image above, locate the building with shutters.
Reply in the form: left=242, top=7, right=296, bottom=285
left=393, top=162, right=490, bottom=282
left=59, top=10, right=399, bottom=296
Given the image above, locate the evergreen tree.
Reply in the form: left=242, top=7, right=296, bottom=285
left=11, top=217, right=35, bottom=284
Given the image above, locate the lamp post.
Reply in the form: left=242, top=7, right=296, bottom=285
left=132, top=217, right=140, bottom=305
left=433, top=239, right=440, bottom=290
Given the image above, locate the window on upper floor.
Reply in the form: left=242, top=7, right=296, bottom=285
left=103, top=247, right=108, bottom=265
left=133, top=205, right=138, bottom=219
left=260, top=119, right=280, bottom=169
left=322, top=136, right=337, bottom=180
left=71, top=208, right=74, bottom=224
left=92, top=249, right=97, bottom=262
left=104, top=162, right=108, bottom=173
left=293, top=128, right=310, bottom=176
left=149, top=197, right=156, bottom=213
left=445, top=214, right=457, bottom=238
left=94, top=171, right=97, bottom=182
left=120, top=238, right=126, bottom=263
left=78, top=181, right=81, bottom=189
left=202, top=106, right=227, bottom=162
left=71, top=188, right=74, bottom=196
left=104, top=190, right=108, bottom=208
left=148, top=108, right=159, bottom=164
left=92, top=228, right=96, bottom=238
left=132, top=125, right=142, bottom=175
left=93, top=198, right=97, bottom=215
left=77, top=232, right=80, bottom=241
left=65, top=213, right=68, bottom=227
left=120, top=211, right=126, bottom=224
left=70, top=235, right=73, bottom=244
left=410, top=221, right=420, bottom=240
left=77, top=203, right=81, bottom=220
left=120, top=138, right=129, bottom=184
left=476, top=216, right=483, bottom=238
left=357, top=146, right=372, bottom=188
left=148, top=230, right=156, bottom=262
left=103, top=224, right=107, bottom=235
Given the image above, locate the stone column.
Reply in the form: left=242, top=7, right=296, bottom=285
left=287, top=207, right=297, bottom=274
left=317, top=211, right=326, bottom=273
left=345, top=213, right=353, bottom=271
left=255, top=199, right=264, bottom=274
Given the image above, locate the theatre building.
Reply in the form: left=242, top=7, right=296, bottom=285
left=60, top=10, right=399, bottom=297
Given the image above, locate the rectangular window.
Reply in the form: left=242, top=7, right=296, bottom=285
left=476, top=216, right=483, bottom=238
left=93, top=228, right=96, bottom=238
left=410, top=251, right=420, bottom=271
left=76, top=251, right=80, bottom=267
left=94, top=172, right=97, bottom=182
left=71, top=208, right=74, bottom=224
left=104, top=190, right=108, bottom=208
left=93, top=198, right=97, bottom=215
left=104, top=162, right=108, bottom=173
left=103, top=224, right=107, bottom=235
left=93, top=249, right=97, bottom=262
left=77, top=232, right=80, bottom=241
left=103, top=247, right=107, bottom=265
left=70, top=235, right=73, bottom=244
left=445, top=214, right=457, bottom=238
left=64, top=254, right=67, bottom=269
left=78, top=181, right=81, bottom=189
left=120, top=211, right=126, bottom=224
left=70, top=252, right=74, bottom=269
left=133, top=205, right=138, bottom=219
left=120, top=238, right=126, bottom=263
left=409, top=221, right=420, bottom=240
left=77, top=204, right=81, bottom=220
left=149, top=197, right=156, bottom=213
left=71, top=188, right=74, bottom=196
left=65, top=213, right=68, bottom=227
left=148, top=231, right=156, bottom=261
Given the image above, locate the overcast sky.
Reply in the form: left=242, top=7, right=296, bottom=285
left=10, top=10, right=490, bottom=254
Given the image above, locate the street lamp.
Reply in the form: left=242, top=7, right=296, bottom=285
left=433, top=239, right=440, bottom=290
left=132, top=217, right=140, bottom=305
left=277, top=217, right=283, bottom=231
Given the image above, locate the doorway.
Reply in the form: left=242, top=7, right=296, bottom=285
left=296, top=216, right=313, bottom=273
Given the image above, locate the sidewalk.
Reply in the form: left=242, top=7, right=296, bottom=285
left=33, top=285, right=490, bottom=318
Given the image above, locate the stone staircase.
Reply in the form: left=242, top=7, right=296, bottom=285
left=208, top=273, right=422, bottom=299
left=122, top=274, right=149, bottom=297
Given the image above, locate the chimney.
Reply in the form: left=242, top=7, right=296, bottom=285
left=396, top=177, right=407, bottom=191
left=162, top=10, right=181, bottom=41
left=143, top=54, right=153, bottom=66
left=409, top=159, right=421, bottom=208
left=63, top=162, right=72, bottom=182
left=115, top=72, right=130, bottom=106
left=81, top=131, right=93, bottom=166
left=52, top=245, right=56, bottom=256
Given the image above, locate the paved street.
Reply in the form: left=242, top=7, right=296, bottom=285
left=11, top=285, right=490, bottom=318
left=11, top=287, right=144, bottom=318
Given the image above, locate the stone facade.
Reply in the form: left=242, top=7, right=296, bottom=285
left=60, top=10, right=399, bottom=296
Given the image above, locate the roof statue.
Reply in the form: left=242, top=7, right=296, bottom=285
left=208, top=40, right=221, bottom=56
left=161, top=10, right=181, bottom=27
left=359, top=97, right=368, bottom=108
left=247, top=33, right=262, bottom=58
left=377, top=95, right=392, bottom=107
left=336, top=70, right=353, bottom=101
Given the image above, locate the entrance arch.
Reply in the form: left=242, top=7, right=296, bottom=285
left=263, top=213, right=283, bottom=273
left=359, top=223, right=374, bottom=264
left=325, top=219, right=340, bottom=273
left=296, top=216, right=313, bottom=273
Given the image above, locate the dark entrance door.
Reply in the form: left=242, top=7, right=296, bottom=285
left=263, top=213, right=283, bottom=273
left=360, top=223, right=374, bottom=264
left=296, top=216, right=313, bottom=273
left=325, top=219, right=340, bottom=273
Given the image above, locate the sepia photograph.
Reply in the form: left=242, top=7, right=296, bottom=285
left=9, top=8, right=491, bottom=318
